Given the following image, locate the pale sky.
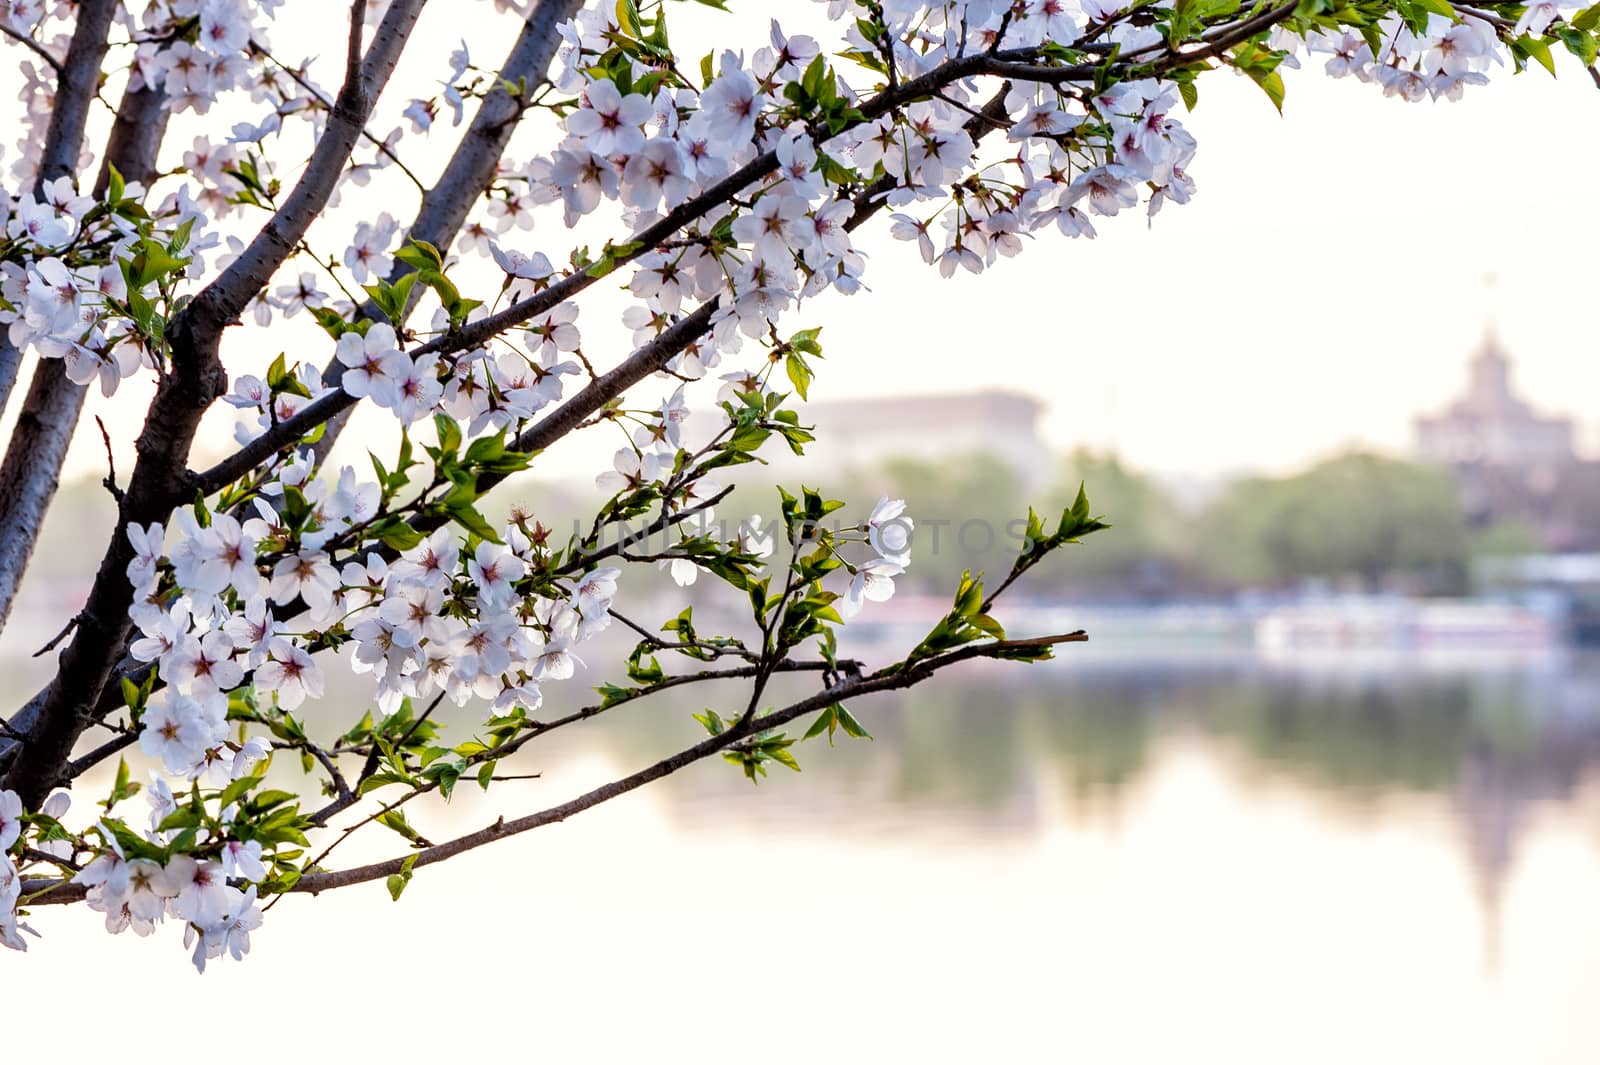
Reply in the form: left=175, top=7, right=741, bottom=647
left=4, top=0, right=1596, bottom=484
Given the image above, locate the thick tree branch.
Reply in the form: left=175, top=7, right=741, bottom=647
left=310, top=0, right=587, bottom=462
left=37, top=0, right=117, bottom=186
left=0, top=79, right=171, bottom=634
left=0, top=339, right=24, bottom=429
left=187, top=0, right=426, bottom=329
left=2, top=0, right=430, bottom=808
left=0, top=0, right=118, bottom=417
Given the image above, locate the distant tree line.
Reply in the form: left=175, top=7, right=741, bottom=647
left=843, top=450, right=1546, bottom=599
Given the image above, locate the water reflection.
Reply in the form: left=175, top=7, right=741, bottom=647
left=8, top=652, right=1600, bottom=1062
left=573, top=654, right=1600, bottom=897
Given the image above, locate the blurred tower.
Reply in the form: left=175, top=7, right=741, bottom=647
left=1412, top=330, right=1584, bottom=546
left=1413, top=330, right=1574, bottom=470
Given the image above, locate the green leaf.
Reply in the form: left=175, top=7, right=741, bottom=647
left=834, top=704, right=872, bottom=740
left=433, top=414, right=463, bottom=458
left=444, top=501, right=500, bottom=543
left=1557, top=25, right=1599, bottom=62
left=694, top=709, right=728, bottom=735
left=395, top=239, right=445, bottom=273
left=375, top=517, right=425, bottom=551
left=785, top=351, right=813, bottom=400
left=1248, top=67, right=1285, bottom=113
left=386, top=854, right=420, bottom=901
left=803, top=705, right=838, bottom=743
left=377, top=809, right=428, bottom=846
left=1514, top=33, right=1558, bottom=75
left=103, top=758, right=140, bottom=809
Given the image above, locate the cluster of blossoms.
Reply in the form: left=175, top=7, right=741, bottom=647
left=845, top=496, right=915, bottom=617
left=402, top=39, right=473, bottom=133
left=1, top=782, right=261, bottom=970
left=1, top=0, right=1566, bottom=419
left=222, top=293, right=587, bottom=436
left=439, top=2, right=1203, bottom=355
left=126, top=460, right=628, bottom=741
left=0, top=174, right=222, bottom=395
left=5, top=0, right=278, bottom=182
left=2, top=786, right=36, bottom=950
left=127, top=0, right=278, bottom=116
left=1307, top=15, right=1498, bottom=100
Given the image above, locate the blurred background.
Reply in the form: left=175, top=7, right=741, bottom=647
left=9, top=321, right=1600, bottom=1061
left=5, top=1, right=1600, bottom=1060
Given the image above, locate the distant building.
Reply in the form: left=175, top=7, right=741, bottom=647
left=1414, top=332, right=1575, bottom=471
left=1413, top=333, right=1599, bottom=551
left=693, top=388, right=1050, bottom=482
left=805, top=390, right=1047, bottom=476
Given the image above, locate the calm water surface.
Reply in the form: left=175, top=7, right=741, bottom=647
left=8, top=649, right=1600, bottom=1062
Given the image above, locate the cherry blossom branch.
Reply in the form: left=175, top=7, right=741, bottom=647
left=291, top=653, right=860, bottom=872
left=0, top=0, right=120, bottom=419
left=559, top=486, right=735, bottom=573
left=605, top=607, right=757, bottom=662
left=191, top=54, right=1080, bottom=494
left=192, top=0, right=427, bottom=329
left=0, top=79, right=171, bottom=634
left=281, top=631, right=1088, bottom=898
left=2, top=0, right=431, bottom=809
left=22, top=76, right=1020, bottom=765
left=402, top=52, right=1057, bottom=365
left=280, top=656, right=860, bottom=894
left=196, top=71, right=1019, bottom=500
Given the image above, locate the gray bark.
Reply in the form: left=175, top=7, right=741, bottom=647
left=0, top=6, right=158, bottom=635
left=2, top=0, right=430, bottom=808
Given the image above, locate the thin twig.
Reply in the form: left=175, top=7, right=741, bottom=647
left=31, top=612, right=83, bottom=659
left=284, top=631, right=1089, bottom=897
left=95, top=415, right=123, bottom=502
left=0, top=24, right=63, bottom=74
left=63, top=730, right=137, bottom=778
left=23, top=847, right=80, bottom=873
left=562, top=484, right=736, bottom=575
left=250, top=41, right=429, bottom=193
